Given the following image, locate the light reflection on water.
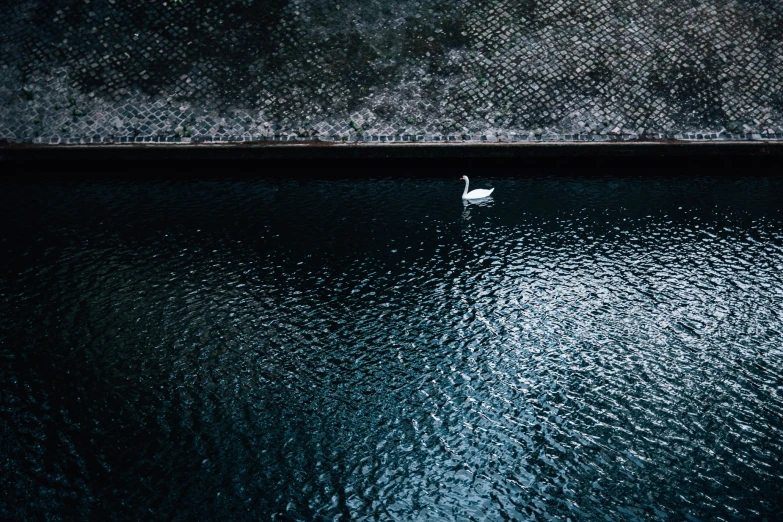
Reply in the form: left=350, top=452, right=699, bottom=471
left=1, top=174, right=782, bottom=520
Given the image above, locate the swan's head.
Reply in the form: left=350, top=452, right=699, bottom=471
left=460, top=176, right=469, bottom=181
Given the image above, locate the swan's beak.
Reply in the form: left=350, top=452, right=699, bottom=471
left=459, top=177, right=463, bottom=180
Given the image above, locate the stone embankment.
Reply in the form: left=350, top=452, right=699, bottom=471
left=1, top=0, right=781, bottom=145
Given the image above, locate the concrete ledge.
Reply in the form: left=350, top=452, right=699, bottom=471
left=3, top=140, right=783, bottom=161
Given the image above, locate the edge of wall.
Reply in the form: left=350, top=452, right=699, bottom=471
left=3, top=140, right=783, bottom=161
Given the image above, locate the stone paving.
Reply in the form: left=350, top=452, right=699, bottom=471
left=1, top=0, right=782, bottom=145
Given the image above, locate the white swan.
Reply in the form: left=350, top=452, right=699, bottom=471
left=460, top=176, right=494, bottom=200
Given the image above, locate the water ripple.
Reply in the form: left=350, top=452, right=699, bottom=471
left=1, top=175, right=782, bottom=520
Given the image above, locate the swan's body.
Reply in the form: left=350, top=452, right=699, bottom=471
left=460, top=176, right=494, bottom=200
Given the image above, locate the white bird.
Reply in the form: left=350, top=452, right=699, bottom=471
left=460, top=175, right=494, bottom=200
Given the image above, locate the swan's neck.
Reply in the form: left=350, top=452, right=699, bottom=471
left=462, top=176, right=470, bottom=197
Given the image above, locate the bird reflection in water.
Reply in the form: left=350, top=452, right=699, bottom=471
left=462, top=196, right=494, bottom=221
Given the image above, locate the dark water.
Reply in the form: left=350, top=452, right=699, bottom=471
left=2, top=171, right=782, bottom=520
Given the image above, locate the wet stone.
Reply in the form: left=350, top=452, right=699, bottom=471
left=0, top=0, right=781, bottom=144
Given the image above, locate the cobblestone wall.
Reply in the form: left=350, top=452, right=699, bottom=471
left=1, top=0, right=781, bottom=144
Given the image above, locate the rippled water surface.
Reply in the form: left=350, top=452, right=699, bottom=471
left=2, top=172, right=782, bottom=520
